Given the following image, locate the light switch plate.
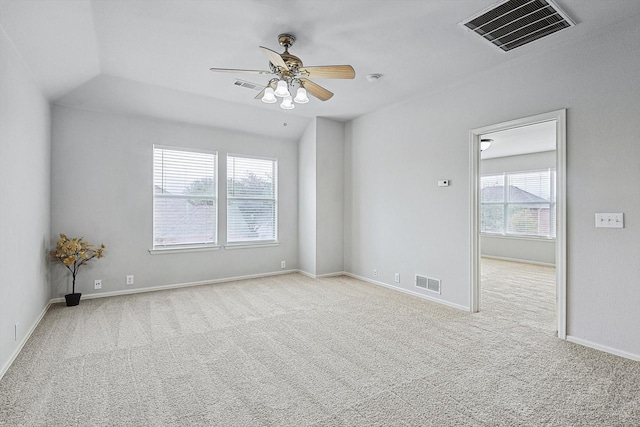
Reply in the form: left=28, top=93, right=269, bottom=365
left=595, top=213, right=623, bottom=228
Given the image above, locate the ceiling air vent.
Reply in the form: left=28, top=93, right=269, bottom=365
left=461, top=0, right=575, bottom=52
left=233, top=79, right=262, bottom=91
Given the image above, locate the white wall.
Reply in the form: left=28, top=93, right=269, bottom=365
left=298, top=120, right=317, bottom=275
left=481, top=151, right=556, bottom=265
left=298, top=118, right=345, bottom=276
left=0, top=27, right=51, bottom=375
left=316, top=118, right=345, bottom=276
left=51, top=106, right=298, bottom=296
left=345, top=17, right=640, bottom=356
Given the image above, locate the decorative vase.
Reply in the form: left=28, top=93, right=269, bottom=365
left=65, top=293, right=82, bottom=307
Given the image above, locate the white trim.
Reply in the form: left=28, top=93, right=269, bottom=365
left=345, top=273, right=469, bottom=312
left=297, top=270, right=317, bottom=279
left=316, top=271, right=346, bottom=278
left=298, top=270, right=346, bottom=279
left=481, top=255, right=555, bottom=268
left=224, top=242, right=279, bottom=250
left=149, top=245, right=221, bottom=254
left=0, top=302, right=51, bottom=381
left=50, top=269, right=298, bottom=303
left=566, top=335, right=640, bottom=362
left=469, top=109, right=567, bottom=337
left=480, top=233, right=555, bottom=243
left=555, top=109, right=567, bottom=339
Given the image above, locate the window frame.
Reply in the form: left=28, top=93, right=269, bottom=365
left=480, top=168, right=556, bottom=240
left=225, top=153, right=278, bottom=246
left=152, top=145, right=219, bottom=252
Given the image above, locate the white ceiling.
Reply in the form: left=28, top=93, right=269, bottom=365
left=2, top=0, right=640, bottom=139
left=481, top=120, right=556, bottom=159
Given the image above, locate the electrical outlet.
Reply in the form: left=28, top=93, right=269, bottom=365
left=281, top=260, right=286, bottom=269
left=94, top=279, right=102, bottom=290
left=394, top=273, right=400, bottom=283
left=126, top=275, right=134, bottom=286
left=14, top=323, right=18, bottom=341
left=373, top=269, right=378, bottom=277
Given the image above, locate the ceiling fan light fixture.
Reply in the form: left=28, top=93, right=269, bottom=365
left=294, top=87, right=309, bottom=104
left=280, top=95, right=295, bottom=110
left=274, top=80, right=290, bottom=97
left=261, top=87, right=277, bottom=103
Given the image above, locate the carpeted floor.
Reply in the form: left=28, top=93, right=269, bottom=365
left=1, top=259, right=639, bottom=426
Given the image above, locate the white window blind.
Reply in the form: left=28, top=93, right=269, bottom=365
left=481, top=169, right=556, bottom=238
left=153, top=146, right=217, bottom=248
left=227, top=155, right=277, bottom=243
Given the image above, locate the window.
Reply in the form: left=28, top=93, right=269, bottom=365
left=481, top=169, right=555, bottom=238
left=153, top=146, right=217, bottom=248
left=227, top=155, right=277, bottom=244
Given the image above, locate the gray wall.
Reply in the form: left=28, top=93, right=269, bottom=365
left=298, top=120, right=317, bottom=275
left=345, top=17, right=640, bottom=356
left=481, top=151, right=556, bottom=265
left=298, top=118, right=345, bottom=276
left=0, top=29, right=51, bottom=374
left=316, top=118, right=345, bottom=276
left=51, top=106, right=298, bottom=297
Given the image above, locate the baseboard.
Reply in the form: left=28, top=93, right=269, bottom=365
left=50, top=269, right=299, bottom=303
left=344, top=272, right=469, bottom=312
left=481, top=255, right=555, bottom=267
left=0, top=301, right=51, bottom=381
left=566, top=335, right=640, bottom=362
left=297, top=270, right=346, bottom=279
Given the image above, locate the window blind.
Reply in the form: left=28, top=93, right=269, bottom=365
left=227, top=155, right=277, bottom=243
left=153, top=146, right=217, bottom=248
left=481, top=169, right=555, bottom=238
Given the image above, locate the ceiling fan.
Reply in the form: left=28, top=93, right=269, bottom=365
left=209, top=33, right=355, bottom=109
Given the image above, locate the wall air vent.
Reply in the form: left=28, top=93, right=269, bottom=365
left=416, top=275, right=441, bottom=294
left=461, top=0, right=575, bottom=52
left=233, top=79, right=262, bottom=91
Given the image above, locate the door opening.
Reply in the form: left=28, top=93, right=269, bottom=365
left=470, top=110, right=566, bottom=339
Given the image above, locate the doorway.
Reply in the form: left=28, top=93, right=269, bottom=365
left=469, top=110, right=567, bottom=339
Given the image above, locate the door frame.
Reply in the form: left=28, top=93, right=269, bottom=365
left=469, top=109, right=567, bottom=339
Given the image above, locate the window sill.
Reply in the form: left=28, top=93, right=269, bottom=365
left=149, top=245, right=221, bottom=255
left=480, top=233, right=555, bottom=242
left=224, top=242, right=279, bottom=250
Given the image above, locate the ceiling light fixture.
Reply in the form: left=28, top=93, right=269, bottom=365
left=212, top=33, right=356, bottom=110
left=480, top=138, right=493, bottom=151
left=274, top=79, right=290, bottom=98
left=280, top=95, right=295, bottom=110
left=261, top=87, right=277, bottom=104
left=294, top=87, right=309, bottom=104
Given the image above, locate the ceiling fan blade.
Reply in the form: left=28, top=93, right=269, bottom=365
left=255, top=80, right=277, bottom=100
left=259, top=46, right=289, bottom=70
left=300, top=78, right=333, bottom=101
left=299, top=65, right=355, bottom=79
left=209, top=67, right=273, bottom=75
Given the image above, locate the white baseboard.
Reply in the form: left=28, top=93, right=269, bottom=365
left=297, top=270, right=346, bottom=279
left=0, top=301, right=51, bottom=381
left=344, top=272, right=469, bottom=312
left=50, top=269, right=299, bottom=303
left=566, top=335, right=640, bottom=362
left=481, top=255, right=555, bottom=267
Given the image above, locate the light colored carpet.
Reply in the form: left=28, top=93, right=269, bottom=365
left=1, top=259, right=639, bottom=426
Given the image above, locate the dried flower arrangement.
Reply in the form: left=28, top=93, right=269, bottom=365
left=50, top=234, right=105, bottom=302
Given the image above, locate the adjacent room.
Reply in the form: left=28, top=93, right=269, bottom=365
left=1, top=0, right=639, bottom=425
